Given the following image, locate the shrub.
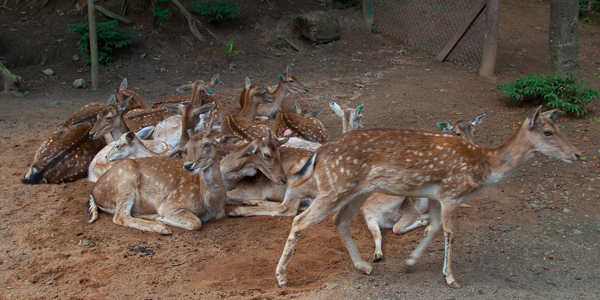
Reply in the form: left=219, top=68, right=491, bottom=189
left=499, top=74, right=599, bottom=117
left=67, top=20, right=137, bottom=66
left=189, top=0, right=242, bottom=23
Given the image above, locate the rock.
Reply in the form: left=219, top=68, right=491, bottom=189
left=41, top=68, right=54, bottom=76
left=294, top=11, right=340, bottom=43
left=73, top=55, right=80, bottom=61
left=73, top=78, right=86, bottom=88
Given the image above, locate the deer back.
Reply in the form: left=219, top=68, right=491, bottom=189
left=273, top=103, right=327, bottom=143
left=22, top=124, right=105, bottom=184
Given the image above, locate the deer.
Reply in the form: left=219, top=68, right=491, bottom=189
left=22, top=124, right=106, bottom=184
left=87, top=114, right=241, bottom=234
left=361, top=113, right=487, bottom=262
left=239, top=65, right=309, bottom=120
left=272, top=102, right=327, bottom=143
left=114, top=78, right=147, bottom=110
left=89, top=95, right=135, bottom=141
left=150, top=73, right=220, bottom=109
left=275, top=106, right=580, bottom=289
left=87, top=126, right=174, bottom=182
left=153, top=83, right=218, bottom=150
left=227, top=101, right=365, bottom=217
left=221, top=77, right=277, bottom=141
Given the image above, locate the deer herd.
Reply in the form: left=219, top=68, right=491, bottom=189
left=21, top=65, right=580, bottom=289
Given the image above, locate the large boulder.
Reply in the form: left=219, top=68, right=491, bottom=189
left=294, top=11, right=340, bottom=44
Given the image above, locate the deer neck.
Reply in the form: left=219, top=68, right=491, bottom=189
left=485, top=126, right=537, bottom=184
left=263, top=82, right=289, bottom=110
left=110, top=115, right=130, bottom=141
left=198, top=159, right=226, bottom=211
left=239, top=96, right=260, bottom=120
left=134, top=139, right=160, bottom=157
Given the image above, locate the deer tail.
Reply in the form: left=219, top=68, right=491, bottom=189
left=88, top=195, right=99, bottom=223
left=289, top=153, right=317, bottom=188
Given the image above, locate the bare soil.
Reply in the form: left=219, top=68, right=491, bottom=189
left=1, top=0, right=600, bottom=299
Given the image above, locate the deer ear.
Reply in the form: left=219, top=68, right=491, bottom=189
left=245, top=77, right=251, bottom=89
left=217, top=135, right=238, bottom=145
left=119, top=78, right=128, bottom=91
left=286, top=65, right=292, bottom=74
left=175, top=83, right=193, bottom=93
left=238, top=142, right=259, bottom=158
left=162, top=102, right=183, bottom=114
left=187, top=129, right=195, bottom=140
left=471, top=113, right=487, bottom=127
left=211, top=73, right=220, bottom=87
left=527, top=106, right=543, bottom=128
left=437, top=122, right=453, bottom=132
left=274, top=136, right=290, bottom=147
left=329, top=101, right=343, bottom=117
left=541, top=109, right=563, bottom=123
left=118, top=96, right=132, bottom=111
left=294, top=102, right=302, bottom=114
left=136, top=126, right=154, bottom=139
left=191, top=102, right=216, bottom=117
left=169, top=148, right=186, bottom=158
left=125, top=131, right=136, bottom=142
left=305, top=107, right=323, bottom=119
left=107, top=94, right=117, bottom=106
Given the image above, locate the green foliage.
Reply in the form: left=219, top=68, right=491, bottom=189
left=189, top=0, right=242, bottom=23
left=153, top=0, right=171, bottom=20
left=335, top=0, right=360, bottom=9
left=499, top=74, right=599, bottom=117
left=67, top=20, right=136, bottom=66
left=579, top=0, right=600, bottom=14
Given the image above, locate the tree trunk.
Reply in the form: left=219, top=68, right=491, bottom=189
left=0, top=62, right=22, bottom=96
left=548, top=0, right=579, bottom=78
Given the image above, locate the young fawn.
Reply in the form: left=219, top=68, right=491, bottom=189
left=275, top=107, right=580, bottom=288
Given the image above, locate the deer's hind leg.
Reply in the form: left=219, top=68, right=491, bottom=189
left=112, top=188, right=172, bottom=235
left=333, top=192, right=372, bottom=274
left=157, top=208, right=202, bottom=231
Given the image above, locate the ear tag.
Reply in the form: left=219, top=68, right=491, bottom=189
left=208, top=89, right=213, bottom=94
left=279, top=75, right=285, bottom=80
left=358, top=104, right=363, bottom=113
left=123, top=107, right=127, bottom=111
left=439, top=124, right=446, bottom=131
left=550, top=116, right=556, bottom=123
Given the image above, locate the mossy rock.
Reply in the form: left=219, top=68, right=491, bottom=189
left=294, top=11, right=340, bottom=43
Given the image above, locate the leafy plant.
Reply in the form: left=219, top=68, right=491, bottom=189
left=153, top=0, right=172, bottom=23
left=225, top=41, right=244, bottom=64
left=579, top=0, right=600, bottom=14
left=499, top=74, right=599, bottom=117
left=67, top=20, right=136, bottom=65
left=189, top=0, right=242, bottom=23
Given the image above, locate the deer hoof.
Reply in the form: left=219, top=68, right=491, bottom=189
left=446, top=275, right=461, bottom=288
left=159, top=228, right=172, bottom=235
left=357, top=262, right=372, bottom=275
left=373, top=253, right=384, bottom=262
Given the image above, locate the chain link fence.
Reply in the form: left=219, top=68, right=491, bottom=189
left=373, top=0, right=486, bottom=69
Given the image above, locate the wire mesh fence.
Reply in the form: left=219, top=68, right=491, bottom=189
left=372, top=0, right=486, bottom=69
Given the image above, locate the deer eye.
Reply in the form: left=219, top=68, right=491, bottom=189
left=115, top=144, right=121, bottom=150
left=203, top=142, right=211, bottom=149
left=456, top=133, right=462, bottom=137
left=543, top=130, right=554, bottom=137
left=288, top=80, right=294, bottom=84
left=263, top=153, right=272, bottom=159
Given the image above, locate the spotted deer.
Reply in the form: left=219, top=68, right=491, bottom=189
left=276, top=107, right=580, bottom=289
left=88, top=118, right=240, bottom=234
left=22, top=124, right=106, bottom=184
left=87, top=126, right=174, bottom=182
left=239, top=65, right=309, bottom=120
left=227, top=101, right=364, bottom=217
left=115, top=78, right=147, bottom=110
left=89, top=95, right=135, bottom=141
left=272, top=102, right=327, bottom=143
left=221, top=77, right=277, bottom=140
left=361, top=113, right=487, bottom=262
left=154, top=84, right=218, bottom=151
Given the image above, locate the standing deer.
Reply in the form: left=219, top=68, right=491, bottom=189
left=87, top=126, right=174, bottom=182
left=88, top=119, right=239, bottom=234
left=22, top=124, right=105, bottom=184
left=239, top=65, right=309, bottom=120
left=275, top=107, right=580, bottom=288
left=362, top=113, right=487, bottom=262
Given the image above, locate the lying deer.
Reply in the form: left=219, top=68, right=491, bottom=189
left=276, top=106, right=580, bottom=289
left=22, top=124, right=105, bottom=184
left=151, top=73, right=219, bottom=108
left=228, top=101, right=364, bottom=217
left=362, top=113, right=486, bottom=262
left=272, top=102, right=327, bottom=143
left=239, top=65, right=309, bottom=120
left=87, top=126, right=173, bottom=182
left=88, top=109, right=238, bottom=234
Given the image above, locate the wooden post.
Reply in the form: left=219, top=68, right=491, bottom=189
left=479, top=0, right=499, bottom=77
left=87, top=0, right=99, bottom=89
left=362, top=0, right=374, bottom=32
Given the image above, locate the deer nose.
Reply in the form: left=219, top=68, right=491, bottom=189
left=303, top=88, right=309, bottom=93
left=280, top=177, right=288, bottom=185
left=89, top=132, right=96, bottom=138
left=575, top=153, right=581, bottom=161
left=183, top=162, right=194, bottom=170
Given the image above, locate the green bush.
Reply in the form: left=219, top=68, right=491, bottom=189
left=499, top=74, right=599, bottom=117
left=67, top=20, right=136, bottom=66
left=579, top=0, right=600, bottom=14
left=189, top=0, right=242, bottom=23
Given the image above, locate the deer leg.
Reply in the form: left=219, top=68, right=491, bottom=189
left=365, top=217, right=384, bottom=262
left=157, top=208, right=203, bottom=231
left=441, top=202, right=460, bottom=288
left=393, top=199, right=426, bottom=234
left=276, top=193, right=338, bottom=287
left=333, top=194, right=372, bottom=275
left=112, top=192, right=172, bottom=235
left=406, top=200, right=442, bottom=267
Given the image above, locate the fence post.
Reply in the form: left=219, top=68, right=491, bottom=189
left=87, top=0, right=99, bottom=89
left=362, top=0, right=374, bottom=32
left=479, top=0, right=500, bottom=77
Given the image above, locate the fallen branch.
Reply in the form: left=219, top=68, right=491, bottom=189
left=95, top=5, right=132, bottom=24
left=282, top=35, right=302, bottom=52
left=170, top=0, right=206, bottom=42
left=0, top=61, right=23, bottom=96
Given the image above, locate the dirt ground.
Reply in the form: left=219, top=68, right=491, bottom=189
left=1, top=0, right=600, bottom=299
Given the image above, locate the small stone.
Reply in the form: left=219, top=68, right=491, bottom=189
left=41, top=69, right=54, bottom=76
left=140, top=53, right=147, bottom=59
left=73, top=78, right=86, bottom=88
left=72, top=55, right=80, bottom=61
left=562, top=208, right=572, bottom=214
